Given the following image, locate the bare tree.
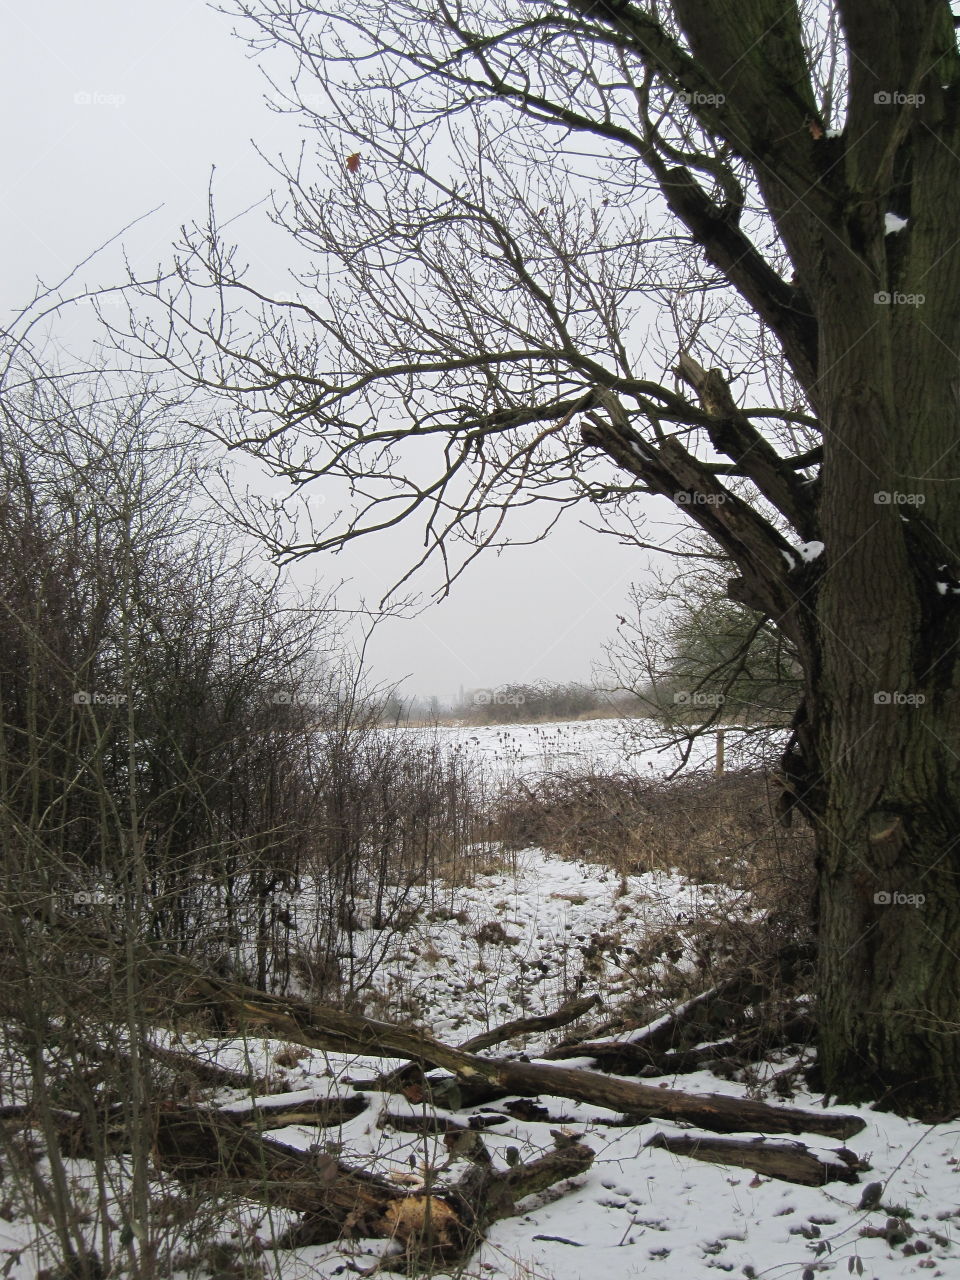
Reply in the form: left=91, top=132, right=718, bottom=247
left=121, top=2, right=960, bottom=1115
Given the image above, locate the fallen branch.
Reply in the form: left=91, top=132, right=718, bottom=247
left=645, top=1131, right=864, bottom=1186
left=96, top=944, right=864, bottom=1139
left=154, top=1108, right=594, bottom=1268
left=220, top=1092, right=368, bottom=1131
left=377, top=1111, right=508, bottom=1137
left=2, top=1091, right=369, bottom=1160
left=458, top=993, right=601, bottom=1053
left=545, top=1014, right=815, bottom=1076
left=554, top=945, right=812, bottom=1052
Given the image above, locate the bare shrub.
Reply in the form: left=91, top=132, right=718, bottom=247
left=292, top=724, right=491, bottom=1007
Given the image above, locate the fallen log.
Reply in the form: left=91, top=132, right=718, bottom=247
left=377, top=1110, right=509, bottom=1137
left=544, top=1014, right=816, bottom=1075
left=1, top=1104, right=131, bottom=1159
left=458, top=993, right=601, bottom=1053
left=442, top=1057, right=860, bottom=1137
left=2, top=1091, right=368, bottom=1159
left=583, top=974, right=759, bottom=1056
left=220, top=1092, right=368, bottom=1131
left=154, top=1108, right=594, bottom=1268
left=645, top=1131, right=863, bottom=1186
left=98, top=944, right=864, bottom=1139
left=445, top=1138, right=595, bottom=1236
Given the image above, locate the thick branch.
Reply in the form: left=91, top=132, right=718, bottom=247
left=645, top=1131, right=862, bottom=1187
left=675, top=353, right=818, bottom=538
left=579, top=394, right=805, bottom=640
left=652, top=163, right=818, bottom=388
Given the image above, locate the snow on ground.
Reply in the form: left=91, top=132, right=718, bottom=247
left=5, top=845, right=959, bottom=1279
left=322, top=847, right=741, bottom=1045
left=3, top=723, right=955, bottom=1279
left=169, top=1059, right=960, bottom=1280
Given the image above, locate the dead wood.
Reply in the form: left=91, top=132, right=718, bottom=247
left=1, top=1104, right=130, bottom=1159
left=154, top=1108, right=594, bottom=1268
left=552, top=945, right=812, bottom=1053
left=447, top=1138, right=595, bottom=1230
left=2, top=1091, right=367, bottom=1161
left=220, top=1092, right=368, bottom=1131
left=86, top=943, right=863, bottom=1139
left=377, top=1110, right=508, bottom=1137
left=458, top=993, right=601, bottom=1052
left=645, top=1131, right=864, bottom=1186
left=544, top=1013, right=815, bottom=1076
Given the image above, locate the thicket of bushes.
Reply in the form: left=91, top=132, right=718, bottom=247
left=0, top=372, right=492, bottom=988
left=0, top=369, right=812, bottom=1280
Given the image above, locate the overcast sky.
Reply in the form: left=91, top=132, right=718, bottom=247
left=1, top=0, right=662, bottom=703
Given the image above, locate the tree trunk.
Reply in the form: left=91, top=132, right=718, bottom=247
left=809, top=185, right=960, bottom=1115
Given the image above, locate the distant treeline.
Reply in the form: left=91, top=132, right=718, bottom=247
left=383, top=681, right=645, bottom=725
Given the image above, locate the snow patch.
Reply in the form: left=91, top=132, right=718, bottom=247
left=884, top=211, right=909, bottom=234
left=797, top=540, right=824, bottom=563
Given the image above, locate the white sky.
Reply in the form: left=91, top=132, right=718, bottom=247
left=1, top=0, right=661, bottom=704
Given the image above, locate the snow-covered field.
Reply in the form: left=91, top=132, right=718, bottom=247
left=408, top=716, right=777, bottom=781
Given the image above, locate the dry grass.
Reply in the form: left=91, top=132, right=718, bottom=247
left=490, top=766, right=817, bottom=1018
left=493, top=766, right=810, bottom=888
